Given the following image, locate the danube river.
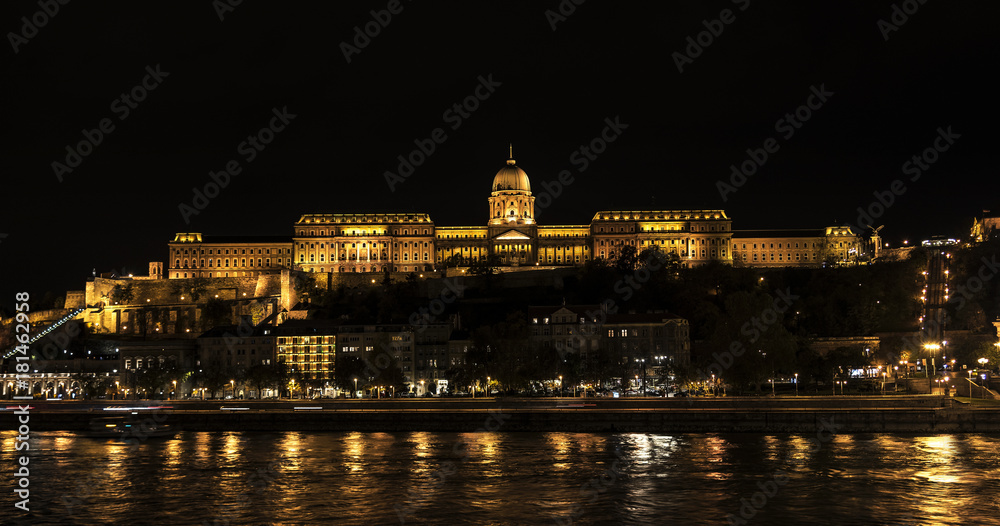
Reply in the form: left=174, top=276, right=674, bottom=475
left=3, top=431, right=999, bottom=524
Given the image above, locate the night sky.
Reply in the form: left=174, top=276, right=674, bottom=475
left=1, top=1, right=996, bottom=304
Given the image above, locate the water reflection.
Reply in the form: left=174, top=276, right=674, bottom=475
left=2, top=431, right=999, bottom=525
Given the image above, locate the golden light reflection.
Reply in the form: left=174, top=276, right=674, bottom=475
left=701, top=434, right=726, bottom=464
left=343, top=432, right=366, bottom=474
left=465, top=433, right=500, bottom=463
left=545, top=432, right=573, bottom=472
left=761, top=434, right=782, bottom=462
left=193, top=431, right=212, bottom=464
left=285, top=432, right=302, bottom=455
left=410, top=431, right=432, bottom=459
left=53, top=435, right=75, bottom=454
left=222, top=432, right=242, bottom=463
left=163, top=435, right=182, bottom=469
left=570, top=433, right=609, bottom=456
left=782, top=435, right=814, bottom=469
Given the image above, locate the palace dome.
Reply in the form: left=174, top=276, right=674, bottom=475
left=492, top=158, right=531, bottom=192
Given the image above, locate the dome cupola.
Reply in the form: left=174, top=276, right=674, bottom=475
left=492, top=147, right=531, bottom=192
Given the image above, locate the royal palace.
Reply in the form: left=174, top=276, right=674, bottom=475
left=167, top=152, right=862, bottom=279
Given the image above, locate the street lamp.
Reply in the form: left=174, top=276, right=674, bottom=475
left=354, top=377, right=358, bottom=398
left=172, top=380, right=177, bottom=400
left=420, top=379, right=424, bottom=396
left=794, top=373, right=798, bottom=396
left=487, top=376, right=491, bottom=397
left=559, top=375, right=563, bottom=397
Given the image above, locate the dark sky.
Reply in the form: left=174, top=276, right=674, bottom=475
left=1, top=1, right=996, bottom=303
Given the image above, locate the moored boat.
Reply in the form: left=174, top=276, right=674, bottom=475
left=84, top=416, right=177, bottom=439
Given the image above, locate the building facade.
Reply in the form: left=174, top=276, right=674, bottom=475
left=166, top=153, right=865, bottom=279
left=166, top=153, right=753, bottom=279
left=528, top=305, right=691, bottom=366
left=168, top=233, right=293, bottom=279
left=731, top=227, right=861, bottom=268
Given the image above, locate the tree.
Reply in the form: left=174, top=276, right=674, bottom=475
left=245, top=363, right=273, bottom=398
left=373, top=358, right=408, bottom=395
left=704, top=290, right=798, bottom=393
left=470, top=311, right=535, bottom=392
left=135, top=361, right=176, bottom=399
left=189, top=278, right=210, bottom=301
left=334, top=355, right=366, bottom=393
left=194, top=363, right=233, bottom=399
left=109, top=283, right=135, bottom=305
left=443, top=254, right=467, bottom=268
left=614, top=245, right=638, bottom=274
left=469, top=254, right=503, bottom=277
left=69, top=372, right=102, bottom=400
left=293, top=272, right=318, bottom=298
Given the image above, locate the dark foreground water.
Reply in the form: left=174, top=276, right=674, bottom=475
left=3, top=430, right=1000, bottom=525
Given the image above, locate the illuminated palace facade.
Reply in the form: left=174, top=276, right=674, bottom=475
left=167, top=154, right=856, bottom=279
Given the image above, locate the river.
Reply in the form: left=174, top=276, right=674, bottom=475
left=3, top=430, right=998, bottom=524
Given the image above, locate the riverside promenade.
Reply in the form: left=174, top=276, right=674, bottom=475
left=6, top=395, right=1000, bottom=433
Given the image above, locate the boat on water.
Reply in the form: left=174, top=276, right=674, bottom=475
left=85, top=416, right=177, bottom=439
